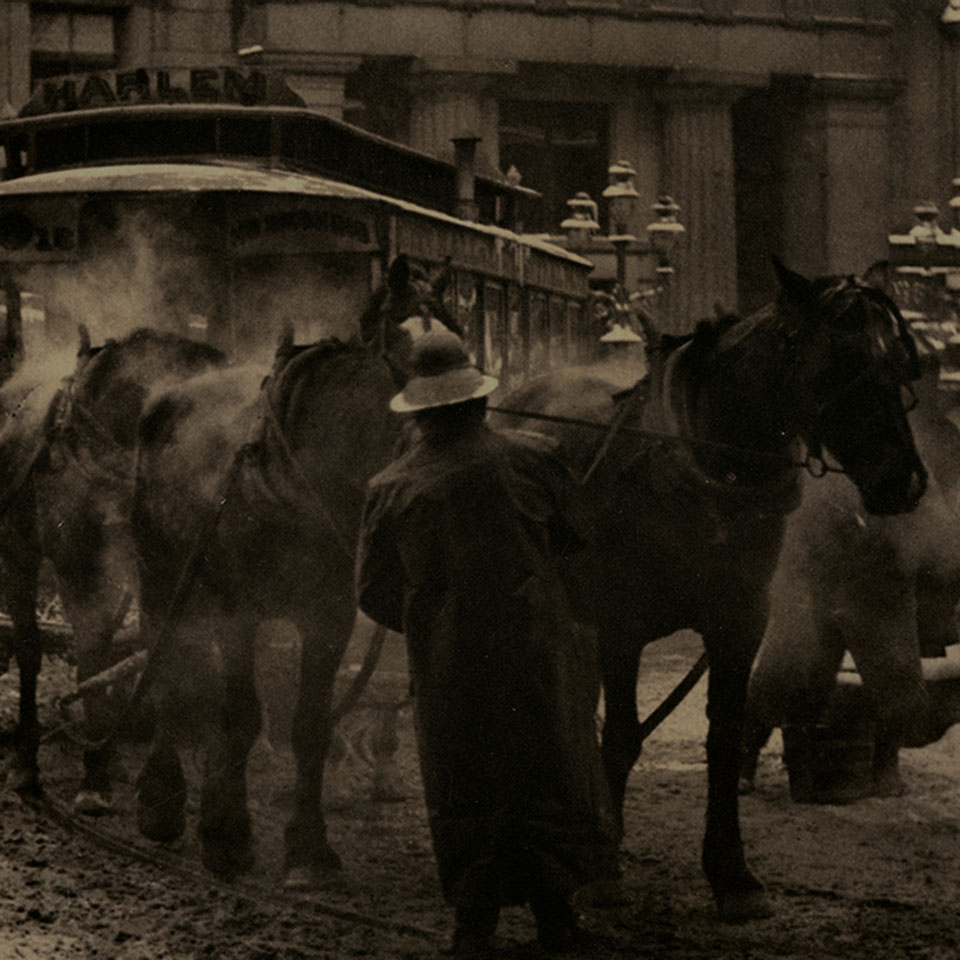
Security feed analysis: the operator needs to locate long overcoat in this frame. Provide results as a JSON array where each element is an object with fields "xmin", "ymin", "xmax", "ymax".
[{"xmin": 356, "ymin": 419, "xmax": 617, "ymax": 909}]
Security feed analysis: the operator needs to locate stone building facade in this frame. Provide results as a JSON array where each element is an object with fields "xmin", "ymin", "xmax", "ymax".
[{"xmin": 3, "ymin": 0, "xmax": 960, "ymax": 328}]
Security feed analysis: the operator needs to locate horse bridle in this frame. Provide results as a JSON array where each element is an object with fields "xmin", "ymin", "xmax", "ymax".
[{"xmin": 792, "ymin": 278, "xmax": 921, "ymax": 476}]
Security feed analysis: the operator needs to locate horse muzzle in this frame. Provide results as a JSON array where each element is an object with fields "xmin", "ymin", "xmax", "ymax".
[{"xmin": 858, "ymin": 458, "xmax": 928, "ymax": 516}]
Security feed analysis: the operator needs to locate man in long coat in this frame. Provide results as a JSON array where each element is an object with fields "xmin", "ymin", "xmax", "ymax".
[{"xmin": 356, "ymin": 329, "xmax": 617, "ymax": 956}]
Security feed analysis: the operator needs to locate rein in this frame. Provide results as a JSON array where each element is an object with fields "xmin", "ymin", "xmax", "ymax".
[
  {"xmin": 256, "ymin": 383, "xmax": 357, "ymax": 560},
  {"xmin": 488, "ymin": 403, "xmax": 841, "ymax": 478},
  {"xmin": 53, "ymin": 439, "xmax": 256, "ymax": 753},
  {"xmin": 0, "ymin": 382, "xmax": 66, "ymax": 522}
]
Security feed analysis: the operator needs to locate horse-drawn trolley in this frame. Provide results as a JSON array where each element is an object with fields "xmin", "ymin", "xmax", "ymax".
[{"xmin": 0, "ymin": 65, "xmax": 595, "ymax": 384}]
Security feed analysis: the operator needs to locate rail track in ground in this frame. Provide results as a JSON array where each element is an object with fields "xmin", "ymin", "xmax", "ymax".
[{"xmin": 30, "ymin": 784, "xmax": 443, "ymax": 948}]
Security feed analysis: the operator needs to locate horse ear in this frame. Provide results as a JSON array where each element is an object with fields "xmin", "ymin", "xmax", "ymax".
[
  {"xmin": 862, "ymin": 259, "xmax": 892, "ymax": 293},
  {"xmin": 275, "ymin": 319, "xmax": 295, "ymax": 359},
  {"xmin": 771, "ymin": 256, "xmax": 812, "ymax": 304},
  {"xmin": 432, "ymin": 256, "xmax": 454, "ymax": 299},
  {"xmin": 76, "ymin": 323, "xmax": 91, "ymax": 358},
  {"xmin": 387, "ymin": 255, "xmax": 411, "ymax": 295}
]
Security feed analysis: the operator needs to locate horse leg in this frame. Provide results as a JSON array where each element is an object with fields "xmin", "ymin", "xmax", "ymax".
[
  {"xmin": 197, "ymin": 614, "xmax": 261, "ymax": 880},
  {"xmin": 370, "ymin": 700, "xmax": 408, "ymax": 801},
  {"xmin": 738, "ymin": 717, "xmax": 772, "ymax": 796},
  {"xmin": 1, "ymin": 505, "xmax": 43, "ymax": 796},
  {"xmin": 135, "ymin": 734, "xmax": 187, "ymax": 844},
  {"xmin": 597, "ymin": 627, "xmax": 643, "ymax": 841},
  {"xmin": 53, "ymin": 517, "xmax": 138, "ymax": 813},
  {"xmin": 132, "ymin": 595, "xmax": 192, "ymax": 846},
  {"xmin": 701, "ymin": 624, "xmax": 773, "ymax": 922},
  {"xmin": 283, "ymin": 603, "xmax": 355, "ymax": 889},
  {"xmin": 71, "ymin": 624, "xmax": 129, "ymax": 815},
  {"xmin": 847, "ymin": 614, "xmax": 922, "ymax": 800}
]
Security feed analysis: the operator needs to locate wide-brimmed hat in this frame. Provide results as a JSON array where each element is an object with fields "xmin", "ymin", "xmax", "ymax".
[
  {"xmin": 390, "ymin": 329, "xmax": 499, "ymax": 413},
  {"xmin": 600, "ymin": 322, "xmax": 644, "ymax": 343}
]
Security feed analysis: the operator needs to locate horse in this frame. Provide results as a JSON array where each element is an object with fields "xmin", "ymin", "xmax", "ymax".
[
  {"xmin": 490, "ymin": 258, "xmax": 928, "ymax": 921},
  {"xmin": 742, "ymin": 351, "xmax": 960, "ymax": 802},
  {"xmin": 128, "ymin": 255, "xmax": 454, "ymax": 887},
  {"xmin": 0, "ymin": 328, "xmax": 227, "ymax": 806}
]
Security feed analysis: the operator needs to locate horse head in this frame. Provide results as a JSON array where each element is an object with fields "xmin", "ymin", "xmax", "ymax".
[
  {"xmin": 773, "ymin": 256, "xmax": 927, "ymax": 515},
  {"xmin": 359, "ymin": 255, "xmax": 461, "ymax": 386},
  {"xmin": 71, "ymin": 327, "xmax": 226, "ymax": 448}
]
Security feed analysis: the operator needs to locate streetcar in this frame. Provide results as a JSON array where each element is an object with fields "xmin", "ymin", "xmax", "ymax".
[{"xmin": 0, "ymin": 65, "xmax": 597, "ymax": 388}]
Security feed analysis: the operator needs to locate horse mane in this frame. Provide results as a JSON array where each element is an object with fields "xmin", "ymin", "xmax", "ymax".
[
  {"xmin": 78, "ymin": 327, "xmax": 226, "ymax": 402},
  {"xmin": 654, "ymin": 310, "xmax": 743, "ymax": 368},
  {"xmin": 357, "ymin": 286, "xmax": 388, "ymax": 346},
  {"xmin": 265, "ymin": 336, "xmax": 370, "ymax": 425}
]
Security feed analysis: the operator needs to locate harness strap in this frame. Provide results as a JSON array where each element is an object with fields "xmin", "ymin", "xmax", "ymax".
[
  {"xmin": 636, "ymin": 651, "xmax": 709, "ymax": 742},
  {"xmin": 256, "ymin": 388, "xmax": 356, "ymax": 560},
  {"xmin": 0, "ymin": 432, "xmax": 48, "ymax": 520},
  {"xmin": 579, "ymin": 380, "xmax": 647, "ymax": 486},
  {"xmin": 64, "ymin": 440, "xmax": 255, "ymax": 753},
  {"xmin": 0, "ymin": 383, "xmax": 64, "ymax": 521}
]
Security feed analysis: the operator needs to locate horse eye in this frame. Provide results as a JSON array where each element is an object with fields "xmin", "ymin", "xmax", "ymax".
[{"xmin": 901, "ymin": 383, "xmax": 918, "ymax": 412}]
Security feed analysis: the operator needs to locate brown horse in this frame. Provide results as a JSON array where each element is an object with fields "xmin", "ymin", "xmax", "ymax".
[
  {"xmin": 0, "ymin": 328, "xmax": 226, "ymax": 803},
  {"xmin": 129, "ymin": 256, "xmax": 453, "ymax": 886},
  {"xmin": 491, "ymin": 259, "xmax": 927, "ymax": 921}
]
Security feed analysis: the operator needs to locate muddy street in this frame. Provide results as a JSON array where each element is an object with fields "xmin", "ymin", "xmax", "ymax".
[{"xmin": 1, "ymin": 629, "xmax": 958, "ymax": 959}]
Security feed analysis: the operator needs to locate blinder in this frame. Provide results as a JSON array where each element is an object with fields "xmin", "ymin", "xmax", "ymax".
[{"xmin": 791, "ymin": 277, "xmax": 922, "ymax": 474}]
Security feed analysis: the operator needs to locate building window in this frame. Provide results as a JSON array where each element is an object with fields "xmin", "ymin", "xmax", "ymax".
[
  {"xmin": 30, "ymin": 8, "xmax": 118, "ymax": 85},
  {"xmin": 499, "ymin": 100, "xmax": 609, "ymax": 234}
]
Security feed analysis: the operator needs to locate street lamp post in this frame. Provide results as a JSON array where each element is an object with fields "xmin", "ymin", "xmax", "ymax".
[{"xmin": 551, "ymin": 161, "xmax": 684, "ymax": 360}]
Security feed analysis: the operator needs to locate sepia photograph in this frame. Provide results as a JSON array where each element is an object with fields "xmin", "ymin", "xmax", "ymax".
[{"xmin": 0, "ymin": 1, "xmax": 959, "ymax": 956}]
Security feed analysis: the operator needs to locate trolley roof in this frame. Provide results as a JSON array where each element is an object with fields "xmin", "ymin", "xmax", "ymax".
[{"xmin": 0, "ymin": 160, "xmax": 593, "ymax": 269}]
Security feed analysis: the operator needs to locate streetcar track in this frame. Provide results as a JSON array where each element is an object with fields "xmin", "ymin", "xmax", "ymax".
[
  {"xmin": 768, "ymin": 881, "xmax": 926, "ymax": 913},
  {"xmin": 30, "ymin": 788, "xmax": 444, "ymax": 945}
]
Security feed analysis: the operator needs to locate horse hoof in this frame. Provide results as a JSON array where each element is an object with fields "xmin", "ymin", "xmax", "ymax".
[
  {"xmin": 73, "ymin": 789, "xmax": 114, "ymax": 816},
  {"xmin": 283, "ymin": 849, "xmax": 344, "ymax": 891},
  {"xmin": 717, "ymin": 888, "xmax": 774, "ymax": 923},
  {"xmin": 136, "ymin": 798, "xmax": 186, "ymax": 844},
  {"xmin": 283, "ymin": 865, "xmax": 315, "ymax": 891},
  {"xmin": 872, "ymin": 773, "xmax": 907, "ymax": 798},
  {"xmin": 6, "ymin": 764, "xmax": 41, "ymax": 798},
  {"xmin": 372, "ymin": 770, "xmax": 409, "ymax": 802},
  {"xmin": 573, "ymin": 878, "xmax": 630, "ymax": 909},
  {"xmin": 202, "ymin": 842, "xmax": 255, "ymax": 881}
]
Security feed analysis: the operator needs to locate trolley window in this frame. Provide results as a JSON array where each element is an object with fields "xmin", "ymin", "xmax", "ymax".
[
  {"xmin": 528, "ymin": 291, "xmax": 548, "ymax": 374},
  {"xmin": 483, "ymin": 281, "xmax": 505, "ymax": 380},
  {"xmin": 566, "ymin": 300, "xmax": 584, "ymax": 364},
  {"xmin": 549, "ymin": 296, "xmax": 567, "ymax": 364},
  {"xmin": 505, "ymin": 285, "xmax": 525, "ymax": 388},
  {"xmin": 457, "ymin": 271, "xmax": 482, "ymax": 365}
]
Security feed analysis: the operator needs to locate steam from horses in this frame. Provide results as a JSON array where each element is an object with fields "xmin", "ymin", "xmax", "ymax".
[{"xmin": 18, "ymin": 205, "xmax": 362, "ymax": 360}]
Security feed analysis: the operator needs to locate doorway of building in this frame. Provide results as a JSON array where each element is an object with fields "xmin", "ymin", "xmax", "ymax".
[
  {"xmin": 499, "ymin": 100, "xmax": 609, "ymax": 234},
  {"xmin": 732, "ymin": 85, "xmax": 790, "ymax": 314}
]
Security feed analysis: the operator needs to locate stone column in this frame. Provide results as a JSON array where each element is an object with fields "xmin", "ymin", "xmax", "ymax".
[
  {"xmin": 407, "ymin": 58, "xmax": 516, "ymax": 175},
  {"xmin": 779, "ymin": 74, "xmax": 899, "ymax": 279},
  {"xmin": 0, "ymin": 1, "xmax": 30, "ymax": 115},
  {"xmin": 656, "ymin": 71, "xmax": 759, "ymax": 334},
  {"xmin": 807, "ymin": 75, "xmax": 899, "ymax": 273},
  {"xmin": 244, "ymin": 53, "xmax": 362, "ymax": 119}
]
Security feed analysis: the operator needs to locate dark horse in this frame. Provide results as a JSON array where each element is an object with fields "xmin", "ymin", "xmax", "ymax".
[
  {"xmin": 0, "ymin": 328, "xmax": 226, "ymax": 803},
  {"xmin": 492, "ymin": 259, "xmax": 927, "ymax": 921},
  {"xmin": 129, "ymin": 257, "xmax": 454, "ymax": 886}
]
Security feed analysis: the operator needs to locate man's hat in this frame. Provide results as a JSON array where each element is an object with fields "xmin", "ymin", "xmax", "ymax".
[
  {"xmin": 390, "ymin": 328, "xmax": 499, "ymax": 413},
  {"xmin": 600, "ymin": 322, "xmax": 644, "ymax": 343}
]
